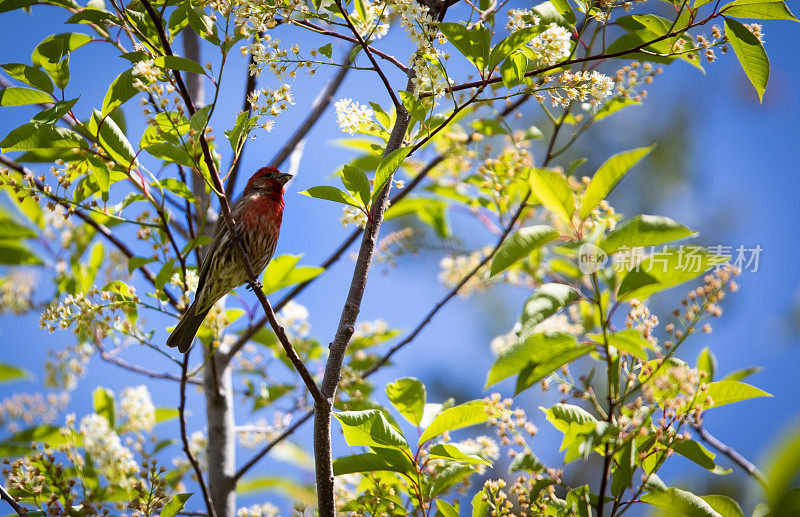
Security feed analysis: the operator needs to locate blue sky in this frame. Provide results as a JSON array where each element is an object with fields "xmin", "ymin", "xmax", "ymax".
[{"xmin": 0, "ymin": 2, "xmax": 798, "ymax": 513}]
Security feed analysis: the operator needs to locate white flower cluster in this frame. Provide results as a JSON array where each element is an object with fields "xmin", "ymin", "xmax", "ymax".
[
  {"xmin": 340, "ymin": 206, "xmax": 368, "ymax": 228},
  {"xmin": 491, "ymin": 312, "xmax": 583, "ymax": 355},
  {"xmin": 0, "ymin": 392, "xmax": 70, "ymax": 433},
  {"xmin": 545, "ymin": 70, "xmax": 615, "ymax": 107},
  {"xmin": 132, "ymin": 59, "xmax": 162, "ymax": 92},
  {"xmin": 388, "ymin": 0, "xmax": 449, "ymax": 96},
  {"xmin": 237, "ymin": 503, "xmax": 281, "ymax": 517},
  {"xmin": 237, "ymin": 412, "xmax": 292, "ymax": 449},
  {"xmin": 351, "ymin": 0, "xmax": 390, "ymax": 40},
  {"xmin": 246, "ymin": 36, "xmax": 316, "ymax": 81},
  {"xmin": 276, "ymin": 301, "xmax": 310, "ymax": 340},
  {"xmin": 120, "ymin": 385, "xmax": 156, "ymax": 433},
  {"xmin": 506, "ymin": 8, "xmax": 540, "ymax": 31},
  {"xmin": 79, "ymin": 414, "xmax": 139, "ymax": 487},
  {"xmin": 335, "ymin": 98, "xmax": 375, "ymax": 135},
  {"xmin": 530, "ymin": 23, "xmax": 572, "ymax": 65},
  {"xmin": 45, "ymin": 343, "xmax": 94, "ymax": 390},
  {"xmin": 174, "ymin": 430, "xmax": 208, "ymax": 470},
  {"xmin": 0, "ymin": 270, "xmax": 36, "ymax": 315},
  {"xmin": 353, "ymin": 319, "xmax": 389, "ymax": 339},
  {"xmin": 247, "ymin": 83, "xmax": 295, "ymax": 131},
  {"xmin": 438, "ymin": 247, "xmax": 493, "ymax": 296}
]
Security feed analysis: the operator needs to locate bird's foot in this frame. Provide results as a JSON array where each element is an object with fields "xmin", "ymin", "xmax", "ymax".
[{"xmin": 246, "ymin": 280, "xmax": 263, "ymax": 292}]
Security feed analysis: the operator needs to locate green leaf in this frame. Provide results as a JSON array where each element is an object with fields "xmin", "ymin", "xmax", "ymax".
[
  {"xmin": 31, "ymin": 32, "xmax": 91, "ymax": 88},
  {"xmin": 225, "ymin": 110, "xmax": 257, "ymax": 152},
  {"xmin": 672, "ymin": 440, "xmax": 719, "ymax": 471},
  {"xmin": 0, "ymin": 209, "xmax": 36, "ymax": 239},
  {"xmin": 580, "ymin": 146, "xmax": 654, "ymax": 219},
  {"xmin": 472, "ymin": 491, "xmax": 490, "ymax": 517},
  {"xmin": 509, "ymin": 450, "xmax": 545, "ymax": 472},
  {"xmin": 0, "ymin": 87, "xmax": 53, "ymax": 106},
  {"xmin": 722, "ymin": 0, "xmax": 797, "ymax": 20},
  {"xmin": 154, "ymin": 55, "xmax": 207, "ymax": 75},
  {"xmin": 439, "ymin": 22, "xmax": 491, "ymax": 69},
  {"xmin": 318, "ymin": 42, "xmax": 333, "ymax": 58},
  {"xmin": 529, "ymin": 169, "xmax": 574, "ymax": 223},
  {"xmin": 488, "ymin": 27, "xmax": 541, "ymax": 70},
  {"xmin": 91, "ymin": 110, "xmax": 136, "ymax": 169},
  {"xmin": 385, "ymin": 377, "xmax": 426, "ymax": 426},
  {"xmin": 341, "ymin": 164, "xmax": 371, "ymax": 207},
  {"xmin": 333, "ymin": 448, "xmax": 414, "ymax": 475},
  {"xmin": 300, "ymin": 185, "xmax": 360, "ymax": 207},
  {"xmin": 102, "ymin": 68, "xmax": 138, "ymax": 116},
  {"xmin": 399, "ymin": 90, "xmax": 429, "ymax": 122},
  {"xmin": 601, "ymin": 215, "xmax": 695, "ymax": 254},
  {"xmin": 490, "ymin": 225, "xmax": 559, "ymax": 276},
  {"xmin": 641, "ymin": 486, "xmax": 722, "ymax": 517},
  {"xmin": 436, "ymin": 500, "xmax": 459, "ymax": 517},
  {"xmin": 1, "ymin": 63, "xmax": 53, "ymax": 93},
  {"xmin": 0, "ymin": 122, "xmax": 84, "ymax": 151},
  {"xmin": 590, "ymin": 329, "xmax": 658, "ymax": 360},
  {"xmin": 429, "ymin": 443, "xmax": 492, "ymax": 466},
  {"xmin": 419, "ymin": 400, "xmax": 491, "ymax": 444},
  {"xmin": 486, "ymin": 332, "xmax": 591, "ymax": 391},
  {"xmin": 699, "ymin": 495, "xmax": 744, "ymax": 517},
  {"xmin": 697, "ymin": 347, "xmax": 717, "ymax": 382},
  {"xmin": 617, "ymin": 246, "xmax": 725, "ymax": 301},
  {"xmin": 500, "ymin": 51, "xmax": 528, "ymax": 88},
  {"xmin": 155, "ymin": 177, "xmax": 196, "ymax": 202},
  {"xmin": 31, "ymin": 98, "xmax": 78, "ymax": 124},
  {"xmin": 0, "ymin": 241, "xmax": 42, "ymax": 265},
  {"xmin": 542, "ymin": 403, "xmax": 597, "ymax": 434},
  {"xmin": 706, "ymin": 380, "xmax": 771, "ymax": 408},
  {"xmin": 93, "ymin": 387, "xmax": 116, "ymax": 428},
  {"xmin": 429, "ymin": 464, "xmax": 476, "ymax": 497},
  {"xmin": 161, "ymin": 494, "xmax": 192, "ymax": 517},
  {"xmin": 374, "ymin": 147, "xmax": 409, "ymax": 201},
  {"xmin": 0, "ymin": 363, "xmax": 28, "ymax": 383},
  {"xmin": 724, "ymin": 18, "xmax": 770, "ymax": 102},
  {"xmin": 520, "ymin": 283, "xmax": 580, "ymax": 335},
  {"xmin": 154, "ymin": 408, "xmax": 180, "ymax": 424},
  {"xmin": 722, "ymin": 366, "xmax": 761, "ymax": 381},
  {"xmin": 0, "ymin": 424, "xmax": 72, "ymax": 457},
  {"xmin": 260, "ymin": 254, "xmax": 324, "ymax": 295},
  {"xmin": 334, "ymin": 409, "xmax": 409, "ymax": 450},
  {"xmin": 611, "ymin": 440, "xmax": 634, "ymax": 496}
]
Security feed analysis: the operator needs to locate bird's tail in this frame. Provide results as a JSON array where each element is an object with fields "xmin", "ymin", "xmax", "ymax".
[{"xmin": 167, "ymin": 303, "xmax": 211, "ymax": 353}]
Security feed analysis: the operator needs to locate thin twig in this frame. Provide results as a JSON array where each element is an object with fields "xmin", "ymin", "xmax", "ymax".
[
  {"xmin": 0, "ymin": 483, "xmax": 24, "ymax": 516},
  {"xmin": 179, "ymin": 353, "xmax": 217, "ymax": 517},
  {"xmin": 693, "ymin": 423, "xmax": 768, "ymax": 488},
  {"xmin": 94, "ymin": 338, "xmax": 202, "ymax": 386},
  {"xmin": 292, "ymin": 19, "xmax": 408, "ymax": 73},
  {"xmin": 225, "ymin": 43, "xmax": 258, "ymax": 200}
]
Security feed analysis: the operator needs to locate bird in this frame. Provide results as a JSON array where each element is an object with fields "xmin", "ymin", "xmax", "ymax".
[{"xmin": 167, "ymin": 166, "xmax": 292, "ymax": 353}]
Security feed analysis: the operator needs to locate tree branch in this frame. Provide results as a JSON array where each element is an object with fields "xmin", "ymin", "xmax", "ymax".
[
  {"xmin": 94, "ymin": 338, "xmax": 202, "ymax": 386},
  {"xmin": 179, "ymin": 353, "xmax": 217, "ymax": 517},
  {"xmin": 693, "ymin": 423, "xmax": 768, "ymax": 488},
  {"xmin": 233, "ymin": 410, "xmax": 314, "ymax": 482},
  {"xmin": 0, "ymin": 483, "xmax": 24, "ymax": 517}
]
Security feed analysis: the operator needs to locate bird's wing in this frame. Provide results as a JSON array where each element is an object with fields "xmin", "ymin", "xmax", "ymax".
[{"xmin": 193, "ymin": 218, "xmax": 232, "ymax": 301}]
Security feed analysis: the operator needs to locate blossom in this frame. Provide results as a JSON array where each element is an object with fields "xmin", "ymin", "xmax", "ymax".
[
  {"xmin": 335, "ymin": 98, "xmax": 375, "ymax": 134},
  {"xmin": 237, "ymin": 503, "xmax": 281, "ymax": 517},
  {"xmin": 79, "ymin": 414, "xmax": 138, "ymax": 486},
  {"xmin": 0, "ymin": 392, "xmax": 70, "ymax": 433},
  {"xmin": 120, "ymin": 385, "xmax": 156, "ymax": 433},
  {"xmin": 350, "ymin": 0, "xmax": 390, "ymax": 40},
  {"xmin": 131, "ymin": 59, "xmax": 161, "ymax": 91},
  {"xmin": 276, "ymin": 301, "xmax": 310, "ymax": 340},
  {"xmin": 340, "ymin": 206, "xmax": 368, "ymax": 228},
  {"xmin": 530, "ymin": 24, "xmax": 571, "ymax": 65},
  {"xmin": 438, "ymin": 247, "xmax": 493, "ymax": 296},
  {"xmin": 506, "ymin": 8, "xmax": 540, "ymax": 31}
]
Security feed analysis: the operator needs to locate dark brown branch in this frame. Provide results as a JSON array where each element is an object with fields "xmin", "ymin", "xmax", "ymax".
[
  {"xmin": 425, "ymin": 11, "xmax": 723, "ymax": 97},
  {"xmin": 292, "ymin": 19, "xmax": 408, "ymax": 73},
  {"xmin": 693, "ymin": 423, "xmax": 768, "ymax": 488},
  {"xmin": 138, "ymin": 0, "xmax": 325, "ymax": 406},
  {"xmin": 94, "ymin": 338, "xmax": 202, "ymax": 386},
  {"xmin": 0, "ymin": 483, "xmax": 24, "ymax": 516},
  {"xmin": 0, "ymin": 154, "xmax": 181, "ymax": 310},
  {"xmin": 179, "ymin": 352, "xmax": 217, "ymax": 517}
]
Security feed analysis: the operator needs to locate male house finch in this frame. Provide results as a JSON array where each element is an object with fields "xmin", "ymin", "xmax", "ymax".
[{"xmin": 167, "ymin": 167, "xmax": 292, "ymax": 352}]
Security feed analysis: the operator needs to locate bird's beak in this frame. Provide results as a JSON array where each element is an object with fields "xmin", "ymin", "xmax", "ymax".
[{"xmin": 276, "ymin": 172, "xmax": 293, "ymax": 185}]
